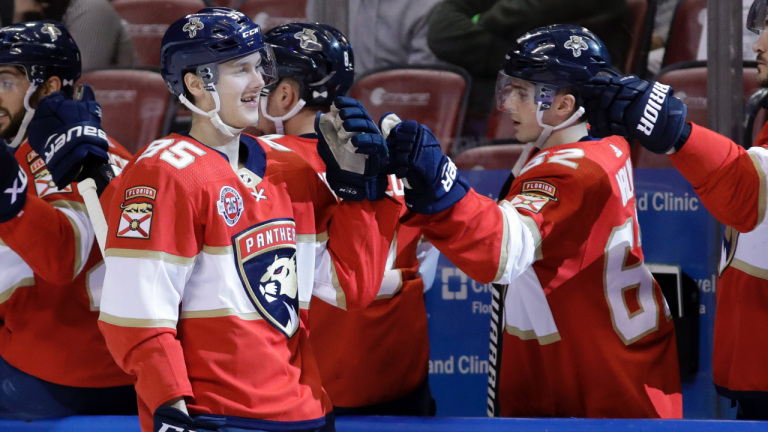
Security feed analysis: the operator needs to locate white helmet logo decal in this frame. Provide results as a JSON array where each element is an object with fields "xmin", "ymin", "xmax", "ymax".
[
  {"xmin": 41, "ymin": 24, "xmax": 61, "ymax": 42},
  {"xmin": 564, "ymin": 36, "xmax": 589, "ymax": 57},
  {"xmin": 183, "ymin": 17, "xmax": 204, "ymax": 38},
  {"xmin": 294, "ymin": 29, "xmax": 322, "ymax": 51}
]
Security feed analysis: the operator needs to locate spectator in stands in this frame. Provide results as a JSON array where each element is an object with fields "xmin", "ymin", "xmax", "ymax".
[
  {"xmin": 426, "ymin": 0, "xmax": 628, "ymax": 140},
  {"xmin": 307, "ymin": 0, "xmax": 443, "ymax": 77},
  {"xmin": 13, "ymin": 0, "xmax": 139, "ymax": 70}
]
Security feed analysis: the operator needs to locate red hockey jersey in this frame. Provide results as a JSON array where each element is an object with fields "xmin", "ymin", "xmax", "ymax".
[
  {"xmin": 405, "ymin": 135, "xmax": 681, "ymax": 418},
  {"xmin": 262, "ymin": 134, "xmax": 437, "ymax": 408},
  {"xmin": 0, "ymin": 139, "xmax": 132, "ymax": 388},
  {"xmin": 669, "ymin": 122, "xmax": 768, "ymax": 398},
  {"xmin": 97, "ymin": 133, "xmax": 401, "ymax": 431}
]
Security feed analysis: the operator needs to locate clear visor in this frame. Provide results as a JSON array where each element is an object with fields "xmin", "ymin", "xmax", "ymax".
[
  {"xmin": 0, "ymin": 65, "xmax": 29, "ymax": 95},
  {"xmin": 748, "ymin": 0, "xmax": 768, "ymax": 35},
  {"xmin": 255, "ymin": 45, "xmax": 278, "ymax": 89},
  {"xmin": 495, "ymin": 71, "xmax": 538, "ymax": 114}
]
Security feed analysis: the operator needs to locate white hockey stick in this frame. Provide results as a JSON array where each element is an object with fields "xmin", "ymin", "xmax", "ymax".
[{"xmin": 77, "ymin": 178, "xmax": 107, "ymax": 258}]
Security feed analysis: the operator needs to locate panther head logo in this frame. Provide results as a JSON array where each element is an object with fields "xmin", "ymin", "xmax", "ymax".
[{"xmin": 258, "ymin": 253, "xmax": 298, "ymax": 333}]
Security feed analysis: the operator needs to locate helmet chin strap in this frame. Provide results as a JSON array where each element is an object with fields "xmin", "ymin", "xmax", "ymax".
[
  {"xmin": 260, "ymin": 96, "xmax": 306, "ymax": 135},
  {"xmin": 179, "ymin": 83, "xmax": 246, "ymax": 137},
  {"xmin": 9, "ymin": 83, "xmax": 39, "ymax": 149},
  {"xmin": 532, "ymin": 102, "xmax": 586, "ymax": 148}
]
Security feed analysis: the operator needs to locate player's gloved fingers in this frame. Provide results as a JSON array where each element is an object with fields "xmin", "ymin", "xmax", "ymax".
[
  {"xmin": 341, "ymin": 118, "xmax": 378, "ymax": 135},
  {"xmin": 378, "ymin": 112, "xmax": 402, "ymax": 138},
  {"xmin": 338, "ymin": 106, "xmax": 372, "ymax": 122},
  {"xmin": 608, "ymin": 99, "xmax": 632, "ymax": 124},
  {"xmin": 333, "ymin": 96, "xmax": 365, "ymax": 111},
  {"xmin": 79, "ymin": 83, "xmax": 97, "ymax": 102}
]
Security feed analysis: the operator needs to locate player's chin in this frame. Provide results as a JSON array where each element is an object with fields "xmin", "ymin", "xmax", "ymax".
[{"xmin": 232, "ymin": 109, "xmax": 260, "ymax": 128}]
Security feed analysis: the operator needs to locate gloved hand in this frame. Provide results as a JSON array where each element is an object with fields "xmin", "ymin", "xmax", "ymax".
[
  {"xmin": 384, "ymin": 118, "xmax": 470, "ymax": 215},
  {"xmin": 153, "ymin": 406, "xmax": 226, "ymax": 432},
  {"xmin": 27, "ymin": 83, "xmax": 109, "ymax": 189},
  {"xmin": 0, "ymin": 142, "xmax": 28, "ymax": 223},
  {"xmin": 581, "ymin": 74, "xmax": 688, "ymax": 154},
  {"xmin": 315, "ymin": 97, "xmax": 390, "ymax": 201}
]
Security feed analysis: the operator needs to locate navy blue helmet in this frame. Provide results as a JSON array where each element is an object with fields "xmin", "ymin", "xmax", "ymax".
[
  {"xmin": 496, "ymin": 24, "xmax": 612, "ymax": 112},
  {"xmin": 0, "ymin": 21, "xmax": 81, "ymax": 96},
  {"xmin": 264, "ymin": 23, "xmax": 354, "ymax": 106},
  {"xmin": 160, "ymin": 7, "xmax": 277, "ymax": 97}
]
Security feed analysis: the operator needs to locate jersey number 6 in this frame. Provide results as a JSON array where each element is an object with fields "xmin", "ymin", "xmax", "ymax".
[{"xmin": 604, "ymin": 217, "xmax": 662, "ymax": 345}]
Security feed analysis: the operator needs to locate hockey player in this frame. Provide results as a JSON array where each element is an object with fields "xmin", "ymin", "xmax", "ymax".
[
  {"xmin": 579, "ymin": 0, "xmax": 768, "ymax": 419},
  {"xmin": 96, "ymin": 9, "xmax": 401, "ymax": 432},
  {"xmin": 327, "ymin": 24, "xmax": 682, "ymax": 418},
  {"xmin": 0, "ymin": 22, "xmax": 135, "ymax": 419},
  {"xmin": 259, "ymin": 23, "xmax": 439, "ymax": 416}
]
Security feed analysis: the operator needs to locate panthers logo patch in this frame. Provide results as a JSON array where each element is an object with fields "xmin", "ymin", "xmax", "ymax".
[{"xmin": 233, "ymin": 219, "xmax": 300, "ymax": 338}]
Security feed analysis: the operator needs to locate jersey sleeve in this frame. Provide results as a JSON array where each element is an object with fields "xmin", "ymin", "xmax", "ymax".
[
  {"xmin": 402, "ymin": 188, "xmax": 538, "ymax": 285},
  {"xmin": 669, "ymin": 122, "xmax": 767, "ymax": 233},
  {"xmin": 280, "ymin": 157, "xmax": 402, "ymax": 311},
  {"xmin": 97, "ymin": 162, "xmax": 198, "ymax": 412},
  {"xmin": 0, "ymin": 148, "xmax": 94, "ymax": 284}
]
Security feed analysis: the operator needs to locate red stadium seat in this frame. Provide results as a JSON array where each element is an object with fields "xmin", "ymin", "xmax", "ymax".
[
  {"xmin": 623, "ymin": 0, "xmax": 656, "ymax": 75},
  {"xmin": 349, "ymin": 65, "xmax": 471, "ymax": 154},
  {"xmin": 662, "ymin": 0, "xmax": 706, "ymax": 67},
  {"xmin": 113, "ymin": 0, "xmax": 206, "ymax": 68},
  {"xmin": 79, "ymin": 69, "xmax": 176, "ymax": 155},
  {"xmin": 453, "ymin": 144, "xmax": 526, "ymax": 171},
  {"xmin": 238, "ymin": 0, "xmax": 307, "ymax": 31},
  {"xmin": 633, "ymin": 62, "xmax": 759, "ymax": 168}
]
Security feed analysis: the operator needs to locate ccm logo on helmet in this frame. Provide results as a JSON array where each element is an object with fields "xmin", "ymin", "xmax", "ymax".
[
  {"xmin": 637, "ymin": 82, "xmax": 671, "ymax": 136},
  {"xmin": 43, "ymin": 126, "xmax": 107, "ymax": 164},
  {"xmin": 242, "ymin": 28, "xmax": 260, "ymax": 38}
]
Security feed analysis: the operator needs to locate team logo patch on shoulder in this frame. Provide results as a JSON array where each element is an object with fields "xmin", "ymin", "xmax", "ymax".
[
  {"xmin": 233, "ymin": 219, "xmax": 300, "ymax": 338},
  {"xmin": 217, "ymin": 186, "xmax": 244, "ymax": 226},
  {"xmin": 26, "ymin": 150, "xmax": 39, "ymax": 163},
  {"xmin": 521, "ymin": 181, "xmax": 558, "ymax": 200},
  {"xmin": 125, "ymin": 186, "xmax": 157, "ymax": 201},
  {"xmin": 510, "ymin": 194, "xmax": 552, "ymax": 214},
  {"xmin": 117, "ymin": 202, "xmax": 153, "ymax": 239},
  {"xmin": 34, "ymin": 169, "xmax": 72, "ymax": 197}
]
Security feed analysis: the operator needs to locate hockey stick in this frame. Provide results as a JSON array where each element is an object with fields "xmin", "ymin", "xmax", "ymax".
[{"xmin": 77, "ymin": 178, "xmax": 107, "ymax": 257}]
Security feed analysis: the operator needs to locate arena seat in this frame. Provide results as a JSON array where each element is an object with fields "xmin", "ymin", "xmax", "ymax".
[
  {"xmin": 350, "ymin": 65, "xmax": 471, "ymax": 154},
  {"xmin": 623, "ymin": 0, "xmax": 656, "ymax": 76},
  {"xmin": 632, "ymin": 61, "xmax": 759, "ymax": 168},
  {"xmin": 79, "ymin": 69, "xmax": 176, "ymax": 155},
  {"xmin": 238, "ymin": 0, "xmax": 307, "ymax": 31},
  {"xmin": 453, "ymin": 144, "xmax": 525, "ymax": 171},
  {"xmin": 662, "ymin": 0, "xmax": 706, "ymax": 67},
  {"xmin": 113, "ymin": 0, "xmax": 206, "ymax": 67}
]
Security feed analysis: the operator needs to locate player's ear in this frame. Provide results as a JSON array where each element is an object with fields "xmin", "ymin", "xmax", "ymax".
[
  {"xmin": 184, "ymin": 72, "xmax": 206, "ymax": 99},
  {"xmin": 41, "ymin": 76, "xmax": 61, "ymax": 96},
  {"xmin": 556, "ymin": 93, "xmax": 577, "ymax": 120}
]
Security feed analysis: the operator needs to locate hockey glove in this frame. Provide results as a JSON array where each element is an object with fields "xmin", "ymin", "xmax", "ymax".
[
  {"xmin": 28, "ymin": 84, "xmax": 110, "ymax": 189},
  {"xmin": 0, "ymin": 141, "xmax": 27, "ymax": 223},
  {"xmin": 315, "ymin": 97, "xmax": 389, "ymax": 201},
  {"xmin": 581, "ymin": 74, "xmax": 688, "ymax": 154},
  {"xmin": 153, "ymin": 406, "xmax": 226, "ymax": 432},
  {"xmin": 386, "ymin": 119, "xmax": 470, "ymax": 215}
]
